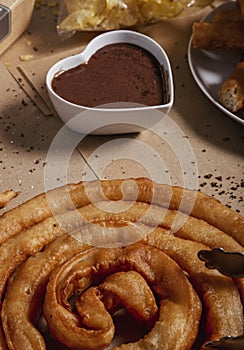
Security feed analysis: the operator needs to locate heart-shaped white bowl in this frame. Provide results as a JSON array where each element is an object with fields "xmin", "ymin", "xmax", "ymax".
[{"xmin": 46, "ymin": 30, "xmax": 174, "ymax": 135}]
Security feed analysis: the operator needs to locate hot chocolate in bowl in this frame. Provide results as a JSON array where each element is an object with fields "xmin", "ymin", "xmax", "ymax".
[{"xmin": 46, "ymin": 30, "xmax": 174, "ymax": 135}]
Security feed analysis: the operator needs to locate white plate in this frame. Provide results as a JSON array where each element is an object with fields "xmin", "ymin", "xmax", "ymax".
[{"xmin": 188, "ymin": 1, "xmax": 244, "ymax": 126}]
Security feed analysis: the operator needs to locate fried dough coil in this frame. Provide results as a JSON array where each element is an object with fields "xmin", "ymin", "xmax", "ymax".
[
  {"xmin": 0, "ymin": 207, "xmax": 96, "ymax": 304},
  {"xmin": 74, "ymin": 201, "xmax": 244, "ymax": 301},
  {"xmin": 0, "ymin": 178, "xmax": 242, "ymax": 244},
  {"xmin": 143, "ymin": 228, "xmax": 244, "ymax": 342},
  {"xmin": 0, "ymin": 200, "xmax": 242, "ymax": 310},
  {"xmin": 1, "ymin": 232, "xmax": 89, "ymax": 350},
  {"xmin": 0, "ymin": 178, "xmax": 243, "ymax": 350},
  {"xmin": 43, "ymin": 243, "xmax": 201, "ymax": 350},
  {"xmin": 75, "ymin": 270, "xmax": 158, "ymax": 330}
]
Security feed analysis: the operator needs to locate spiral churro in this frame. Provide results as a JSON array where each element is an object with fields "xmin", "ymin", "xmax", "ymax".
[{"xmin": 0, "ymin": 178, "xmax": 243, "ymax": 350}]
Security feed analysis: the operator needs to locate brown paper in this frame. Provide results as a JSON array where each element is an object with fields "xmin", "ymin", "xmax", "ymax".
[
  {"xmin": 0, "ymin": 60, "xmax": 96, "ymax": 210},
  {"xmin": 17, "ymin": 46, "xmax": 86, "ymax": 115},
  {"xmin": 8, "ymin": 64, "xmax": 52, "ymax": 115}
]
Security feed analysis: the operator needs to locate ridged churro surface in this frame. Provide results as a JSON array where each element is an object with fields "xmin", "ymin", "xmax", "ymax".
[{"xmin": 0, "ymin": 178, "xmax": 243, "ymax": 350}]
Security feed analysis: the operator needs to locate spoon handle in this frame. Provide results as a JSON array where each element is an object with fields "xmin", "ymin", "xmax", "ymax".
[
  {"xmin": 203, "ymin": 334, "xmax": 244, "ymax": 349},
  {"xmin": 198, "ymin": 247, "xmax": 244, "ymax": 278}
]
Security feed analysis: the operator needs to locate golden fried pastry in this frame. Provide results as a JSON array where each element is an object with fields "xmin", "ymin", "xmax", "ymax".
[
  {"xmin": 192, "ymin": 0, "xmax": 244, "ymax": 51},
  {"xmin": 0, "ymin": 178, "xmax": 243, "ymax": 350},
  {"xmin": 43, "ymin": 243, "xmax": 201, "ymax": 350},
  {"xmin": 143, "ymin": 228, "xmax": 243, "ymax": 342},
  {"xmin": 218, "ymin": 61, "xmax": 244, "ymax": 113},
  {"xmin": 75, "ymin": 270, "xmax": 158, "ymax": 330},
  {"xmin": 192, "ymin": 1, "xmax": 244, "ymax": 114},
  {"xmin": 73, "ymin": 201, "xmax": 244, "ymax": 301},
  {"xmin": 0, "ymin": 190, "xmax": 19, "ymax": 209},
  {"xmin": 0, "ymin": 178, "xmax": 242, "ymax": 244},
  {"xmin": 1, "ymin": 233, "xmax": 90, "ymax": 350},
  {"xmin": 192, "ymin": 22, "xmax": 244, "ymax": 50}
]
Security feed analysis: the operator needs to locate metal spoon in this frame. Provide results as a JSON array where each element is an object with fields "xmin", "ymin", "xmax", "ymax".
[
  {"xmin": 198, "ymin": 247, "xmax": 244, "ymax": 278},
  {"xmin": 203, "ymin": 335, "xmax": 244, "ymax": 349}
]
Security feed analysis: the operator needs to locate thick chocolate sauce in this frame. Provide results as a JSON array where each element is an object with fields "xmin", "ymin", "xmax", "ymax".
[{"xmin": 52, "ymin": 43, "xmax": 168, "ymax": 108}]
